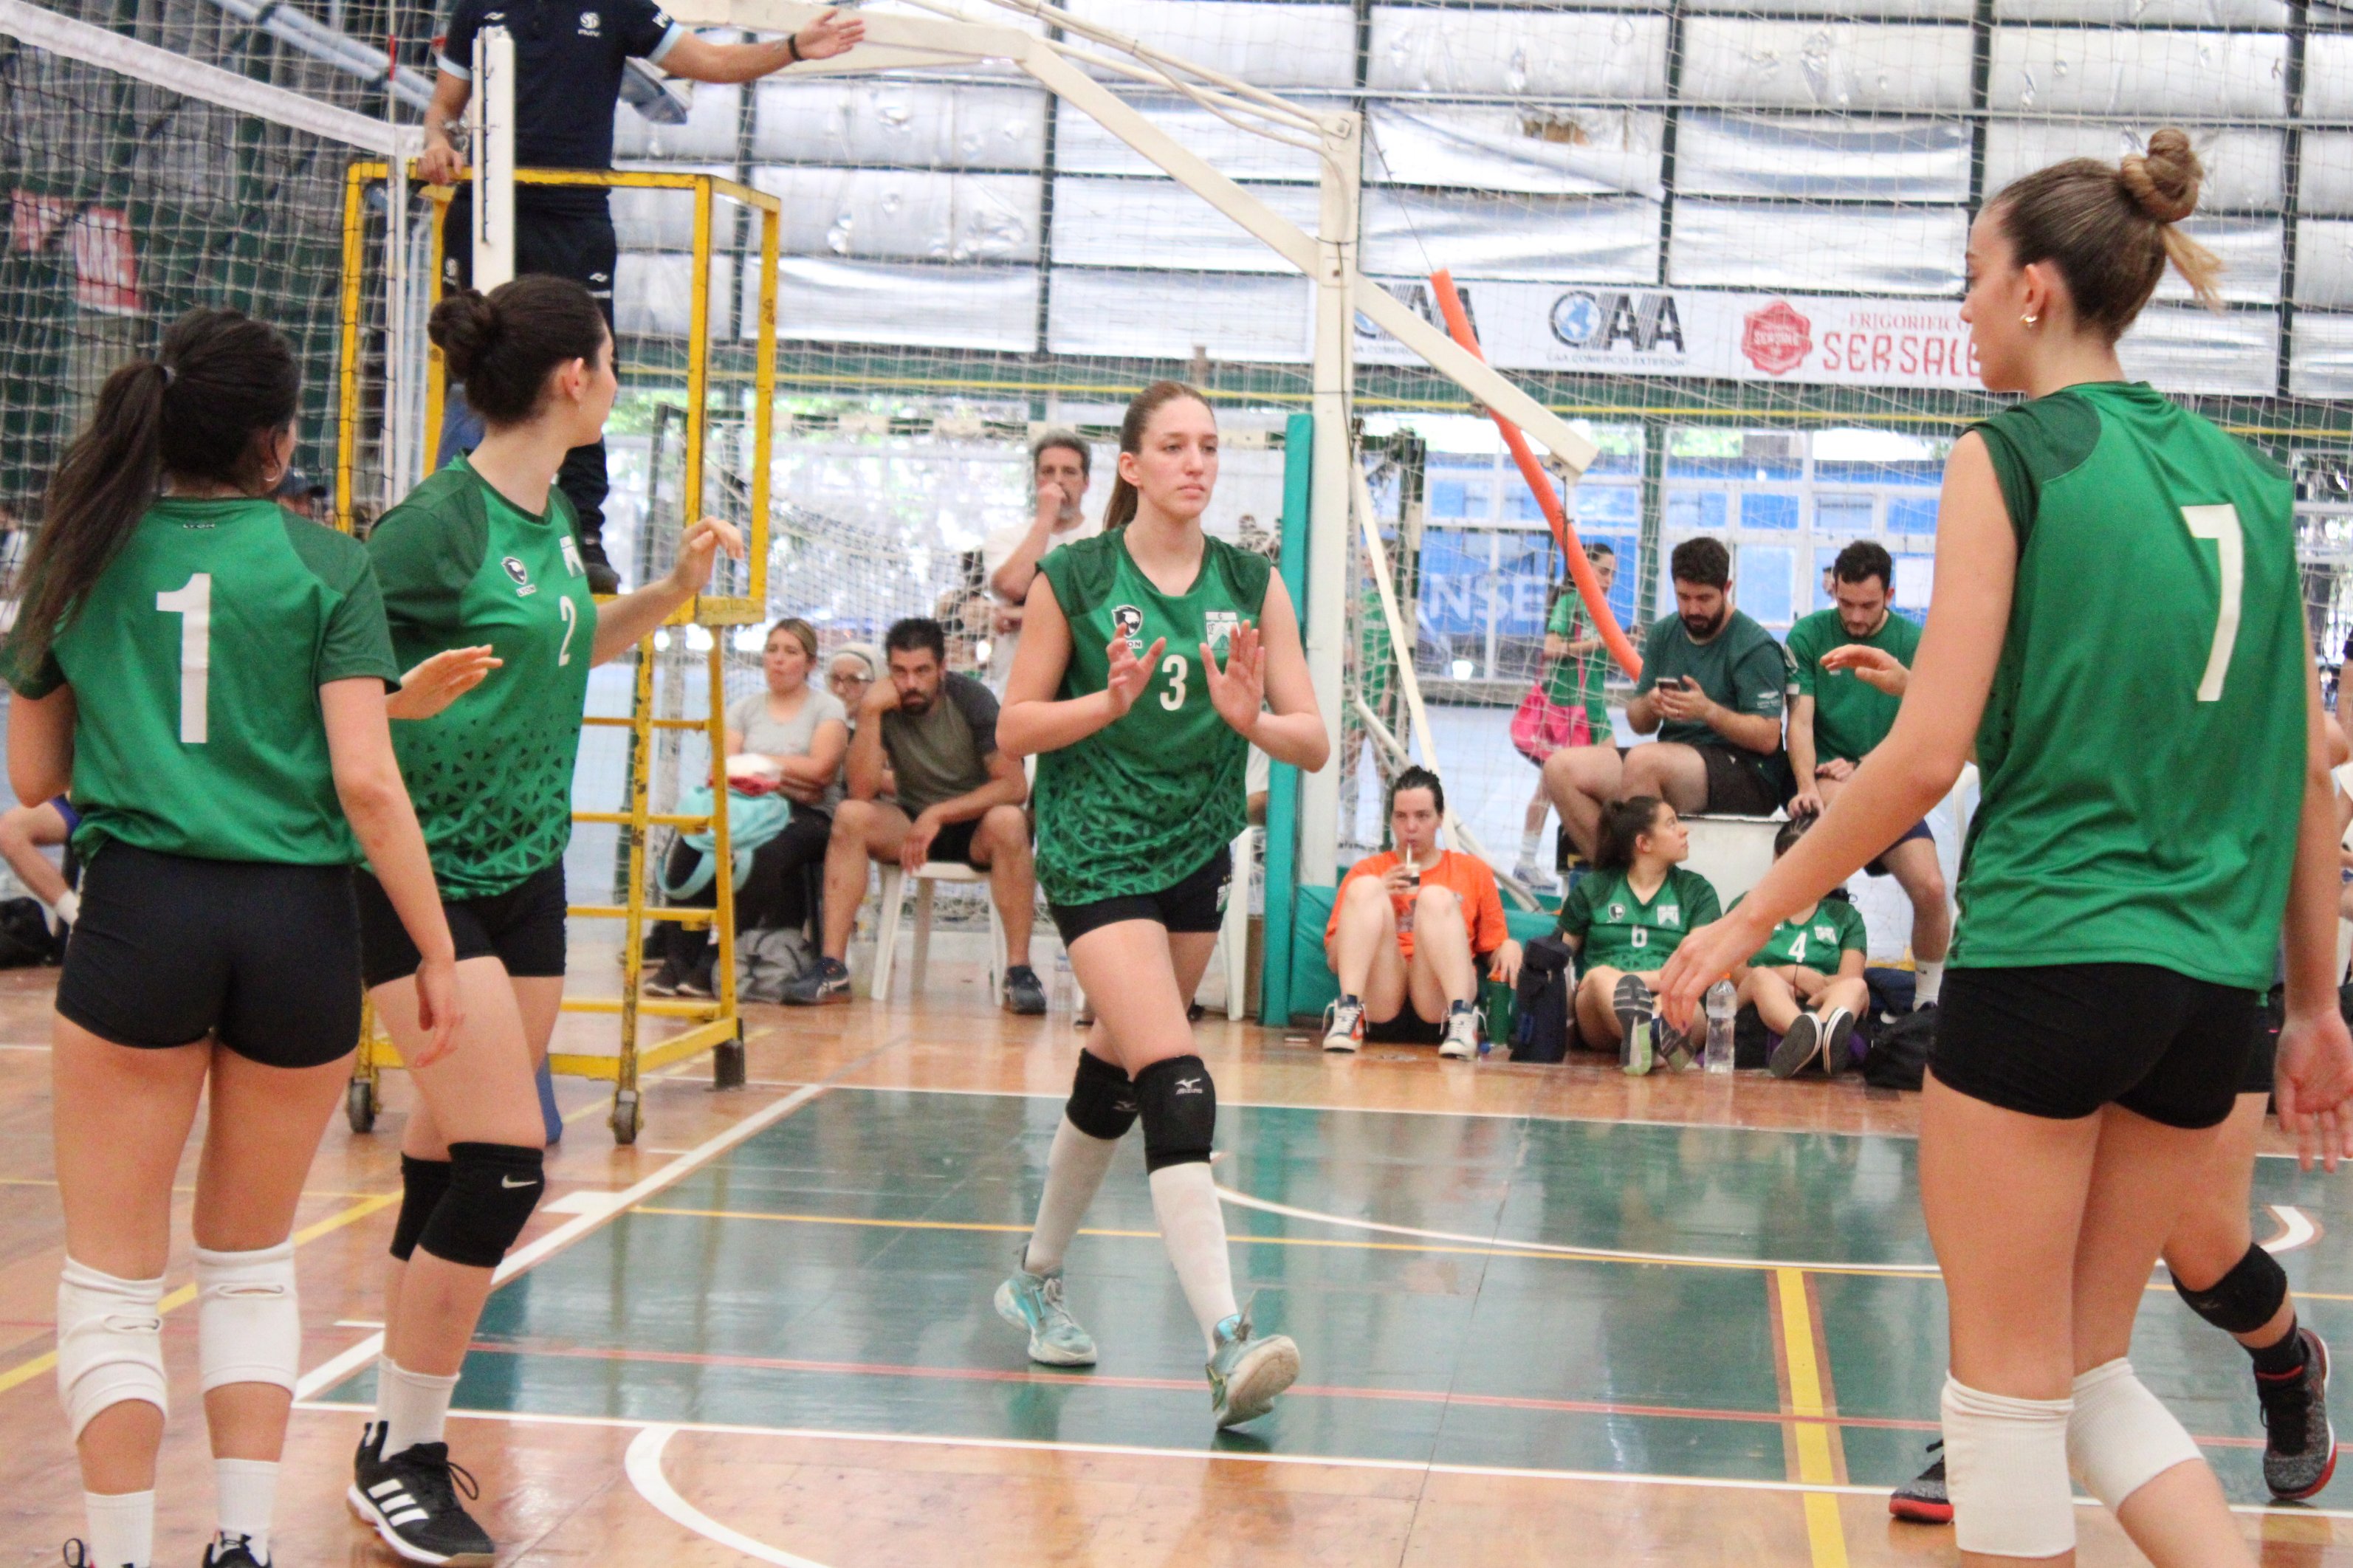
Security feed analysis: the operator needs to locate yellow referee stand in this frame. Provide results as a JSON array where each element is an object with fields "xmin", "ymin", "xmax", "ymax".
[{"xmin": 333, "ymin": 161, "xmax": 778, "ymax": 1144}]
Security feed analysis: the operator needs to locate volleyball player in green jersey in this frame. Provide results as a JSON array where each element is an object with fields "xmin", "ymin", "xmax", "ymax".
[
  {"xmin": 7, "ymin": 309, "xmax": 461, "ymax": 1568},
  {"xmin": 346, "ymin": 277, "xmax": 742, "ymax": 1565},
  {"xmin": 1555, "ymin": 796, "xmax": 1720, "ymax": 1073},
  {"xmin": 1728, "ymin": 817, "xmax": 1869, "ymax": 1079},
  {"xmin": 1663, "ymin": 131, "xmax": 2353, "ymax": 1564},
  {"xmin": 992, "ymin": 382, "xmax": 1328, "ymax": 1427}
]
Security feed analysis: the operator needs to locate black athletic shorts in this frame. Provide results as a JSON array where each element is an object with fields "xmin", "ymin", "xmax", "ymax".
[
  {"xmin": 1051, "ymin": 846, "xmax": 1232, "ymax": 946},
  {"xmin": 1696, "ymin": 743, "xmax": 1784, "ymax": 816},
  {"xmin": 1933, "ymin": 963, "xmax": 2261, "ymax": 1130},
  {"xmin": 356, "ymin": 860, "xmax": 569, "ymax": 988},
  {"xmin": 58, "ymin": 842, "xmax": 363, "ymax": 1069},
  {"xmin": 927, "ymin": 817, "xmax": 985, "ymax": 870},
  {"xmin": 1864, "ymin": 818, "xmax": 1934, "ymax": 877}
]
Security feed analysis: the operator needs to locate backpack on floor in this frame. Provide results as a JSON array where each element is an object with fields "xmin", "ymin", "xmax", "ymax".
[
  {"xmin": 738, "ymin": 926, "xmax": 817, "ymax": 1004},
  {"xmin": 1509, "ymin": 935, "xmax": 1576, "ymax": 1064},
  {"xmin": 0, "ymin": 897, "xmax": 55, "ymax": 968},
  {"xmin": 1863, "ymin": 1004, "xmax": 1937, "ymax": 1090}
]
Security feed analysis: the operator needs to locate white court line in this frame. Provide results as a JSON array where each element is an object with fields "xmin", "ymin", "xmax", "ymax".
[
  {"xmin": 0, "ymin": 1042, "xmax": 49, "ymax": 1052},
  {"xmin": 1215, "ymin": 1185, "xmax": 1945, "ymax": 1276},
  {"xmin": 295, "ymin": 1401, "xmax": 2353, "ymax": 1521},
  {"xmin": 292, "ymin": 1040, "xmax": 899, "ymax": 1400},
  {"xmin": 625, "ymin": 1425, "xmax": 835, "ymax": 1568},
  {"xmin": 2263, "ymin": 1203, "xmax": 2321, "ymax": 1254}
]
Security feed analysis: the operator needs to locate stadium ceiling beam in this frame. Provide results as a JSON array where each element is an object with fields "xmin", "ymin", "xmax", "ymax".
[{"xmin": 662, "ymin": 0, "xmax": 1598, "ymax": 475}]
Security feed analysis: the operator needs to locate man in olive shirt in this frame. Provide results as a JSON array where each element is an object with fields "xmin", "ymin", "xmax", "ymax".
[
  {"xmin": 1785, "ymin": 540, "xmax": 1948, "ymax": 1008},
  {"xmin": 788, "ymin": 616, "xmax": 1046, "ymax": 1012},
  {"xmin": 1542, "ymin": 537, "xmax": 1791, "ymax": 859}
]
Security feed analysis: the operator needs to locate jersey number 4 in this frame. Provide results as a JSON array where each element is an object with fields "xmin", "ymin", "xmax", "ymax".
[
  {"xmin": 2182, "ymin": 503, "xmax": 2242, "ymax": 704},
  {"xmin": 156, "ymin": 572, "xmax": 211, "ymax": 745}
]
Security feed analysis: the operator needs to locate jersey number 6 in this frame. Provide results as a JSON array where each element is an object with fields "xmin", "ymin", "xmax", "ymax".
[
  {"xmin": 156, "ymin": 571, "xmax": 212, "ymax": 745},
  {"xmin": 2182, "ymin": 503, "xmax": 2242, "ymax": 704}
]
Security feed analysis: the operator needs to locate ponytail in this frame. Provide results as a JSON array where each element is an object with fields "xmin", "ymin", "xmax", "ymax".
[
  {"xmin": 16, "ymin": 308, "xmax": 297, "ymax": 666},
  {"xmin": 1104, "ymin": 379, "xmax": 1211, "ymax": 530},
  {"xmin": 1594, "ymin": 795, "xmax": 1667, "ymax": 873}
]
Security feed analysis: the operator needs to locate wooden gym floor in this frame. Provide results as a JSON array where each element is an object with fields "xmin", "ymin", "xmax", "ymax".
[{"xmin": 2, "ymin": 949, "xmax": 2350, "ymax": 1566}]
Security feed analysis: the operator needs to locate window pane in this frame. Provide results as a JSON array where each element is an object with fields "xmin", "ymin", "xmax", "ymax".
[
  {"xmin": 1742, "ymin": 492, "xmax": 1800, "ymax": 531},
  {"xmin": 1889, "ymin": 496, "xmax": 1940, "ymax": 534},
  {"xmin": 1666, "ymin": 490, "xmax": 1730, "ymax": 532},
  {"xmin": 1739, "ymin": 545, "xmax": 1797, "ymax": 627},
  {"xmin": 1894, "ymin": 554, "xmax": 1937, "ymax": 620},
  {"xmin": 1816, "ymin": 495, "xmax": 1876, "ymax": 540}
]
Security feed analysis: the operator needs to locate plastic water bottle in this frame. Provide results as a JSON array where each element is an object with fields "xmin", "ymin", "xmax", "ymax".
[
  {"xmin": 1051, "ymin": 950, "xmax": 1074, "ymax": 1013},
  {"xmin": 1704, "ymin": 980, "xmax": 1737, "ymax": 1073}
]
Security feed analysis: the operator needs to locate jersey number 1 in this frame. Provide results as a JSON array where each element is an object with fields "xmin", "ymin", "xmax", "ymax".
[
  {"xmin": 2182, "ymin": 503, "xmax": 2242, "ymax": 704},
  {"xmin": 156, "ymin": 572, "xmax": 211, "ymax": 745}
]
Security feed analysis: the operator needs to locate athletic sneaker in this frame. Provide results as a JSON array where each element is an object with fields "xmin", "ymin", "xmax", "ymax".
[
  {"xmin": 203, "ymin": 1534, "xmax": 269, "ymax": 1567},
  {"xmin": 782, "ymin": 955, "xmax": 853, "ymax": 1006},
  {"xmin": 1770, "ymin": 1013, "xmax": 1821, "ymax": 1079},
  {"xmin": 1510, "ymin": 858, "xmax": 1557, "ymax": 897},
  {"xmin": 676, "ymin": 962, "xmax": 715, "ymax": 1000},
  {"xmin": 1004, "ymin": 964, "xmax": 1048, "ymax": 1016},
  {"xmin": 1819, "ymin": 1006, "xmax": 1858, "ymax": 1078},
  {"xmin": 1889, "ymin": 1439, "xmax": 1951, "ymax": 1523},
  {"xmin": 1322, "ymin": 997, "xmax": 1364, "ymax": 1053},
  {"xmin": 994, "ymin": 1252, "xmax": 1098, "ymax": 1366},
  {"xmin": 1653, "ymin": 1011, "xmax": 1695, "ymax": 1073},
  {"xmin": 1206, "ymin": 1304, "xmax": 1299, "ymax": 1428},
  {"xmin": 1612, "ymin": 974, "xmax": 1655, "ymax": 1075},
  {"xmin": 1438, "ymin": 1004, "xmax": 1479, "ymax": 1060},
  {"xmin": 2258, "ymin": 1326, "xmax": 2337, "ymax": 1500},
  {"xmin": 642, "ymin": 958, "xmax": 683, "ymax": 997},
  {"xmin": 348, "ymin": 1423, "xmax": 495, "ymax": 1566}
]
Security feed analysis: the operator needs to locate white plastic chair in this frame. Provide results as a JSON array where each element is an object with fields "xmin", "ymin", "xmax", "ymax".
[
  {"xmin": 872, "ymin": 862, "xmax": 1006, "ymax": 1003},
  {"xmin": 1217, "ymin": 826, "xmax": 1256, "ymax": 1021}
]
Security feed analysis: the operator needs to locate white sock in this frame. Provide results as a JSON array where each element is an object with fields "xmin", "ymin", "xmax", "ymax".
[
  {"xmin": 1023, "ymin": 1117, "xmax": 1121, "ymax": 1276},
  {"xmin": 1915, "ymin": 960, "xmax": 1945, "ymax": 1008},
  {"xmin": 84, "ymin": 1489, "xmax": 153, "ymax": 1568},
  {"xmin": 1149, "ymin": 1160, "xmax": 1240, "ymax": 1355},
  {"xmin": 1518, "ymin": 825, "xmax": 1543, "ymax": 864},
  {"xmin": 213, "ymin": 1457, "xmax": 277, "ymax": 1564},
  {"xmin": 374, "ymin": 1357, "xmax": 459, "ymax": 1457},
  {"xmin": 51, "ymin": 887, "xmax": 78, "ymax": 928}
]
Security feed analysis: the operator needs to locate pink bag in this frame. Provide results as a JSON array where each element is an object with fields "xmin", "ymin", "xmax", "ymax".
[{"xmin": 1511, "ymin": 682, "xmax": 1591, "ymax": 764}]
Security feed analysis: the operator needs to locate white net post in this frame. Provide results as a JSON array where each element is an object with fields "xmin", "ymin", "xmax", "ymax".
[{"xmin": 1299, "ymin": 109, "xmax": 1358, "ymax": 886}]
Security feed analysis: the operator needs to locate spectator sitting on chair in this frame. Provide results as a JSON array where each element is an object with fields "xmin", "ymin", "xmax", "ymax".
[
  {"xmin": 1322, "ymin": 766, "xmax": 1520, "ymax": 1061},
  {"xmin": 786, "ymin": 616, "xmax": 1045, "ymax": 1012},
  {"xmin": 1542, "ymin": 537, "xmax": 1790, "ymax": 861},
  {"xmin": 1784, "ymin": 540, "xmax": 1948, "ymax": 1009},
  {"xmin": 647, "ymin": 616, "xmax": 847, "ymax": 997},
  {"xmin": 1731, "ymin": 816, "xmax": 1869, "ymax": 1080},
  {"xmin": 0, "ymin": 794, "xmax": 78, "ymax": 937},
  {"xmin": 1556, "ymin": 795, "xmax": 1721, "ymax": 1073}
]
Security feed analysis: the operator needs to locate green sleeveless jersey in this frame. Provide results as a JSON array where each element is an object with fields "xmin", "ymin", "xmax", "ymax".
[
  {"xmin": 4, "ymin": 498, "xmax": 397, "ymax": 864},
  {"xmin": 1034, "ymin": 530, "xmax": 1271, "ymax": 906},
  {"xmin": 1954, "ymin": 382, "xmax": 2304, "ymax": 991},
  {"xmin": 368, "ymin": 458, "xmax": 598, "ymax": 898},
  {"xmin": 1555, "ymin": 864, "xmax": 1721, "ymax": 974}
]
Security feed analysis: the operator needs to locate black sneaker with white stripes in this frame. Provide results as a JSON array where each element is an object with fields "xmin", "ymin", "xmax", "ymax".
[
  {"xmin": 348, "ymin": 1421, "xmax": 495, "ymax": 1566},
  {"xmin": 202, "ymin": 1533, "xmax": 269, "ymax": 1567}
]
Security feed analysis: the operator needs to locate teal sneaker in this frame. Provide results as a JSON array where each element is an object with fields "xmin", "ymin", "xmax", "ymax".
[
  {"xmin": 994, "ymin": 1254, "xmax": 1098, "ymax": 1366},
  {"xmin": 1206, "ymin": 1303, "xmax": 1299, "ymax": 1428}
]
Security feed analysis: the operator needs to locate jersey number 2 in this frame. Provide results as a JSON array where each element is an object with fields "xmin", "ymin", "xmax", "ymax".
[
  {"xmin": 2182, "ymin": 503, "xmax": 2242, "ymax": 704},
  {"xmin": 558, "ymin": 596, "xmax": 579, "ymax": 667},
  {"xmin": 156, "ymin": 572, "xmax": 211, "ymax": 745}
]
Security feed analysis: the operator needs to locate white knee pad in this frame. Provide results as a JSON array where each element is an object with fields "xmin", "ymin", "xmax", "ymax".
[
  {"xmin": 2067, "ymin": 1358, "xmax": 2203, "ymax": 1510},
  {"xmin": 194, "ymin": 1240, "xmax": 300, "ymax": 1395},
  {"xmin": 56, "ymin": 1258, "xmax": 167, "ymax": 1440},
  {"xmin": 1942, "ymin": 1374, "xmax": 2076, "ymax": 1558}
]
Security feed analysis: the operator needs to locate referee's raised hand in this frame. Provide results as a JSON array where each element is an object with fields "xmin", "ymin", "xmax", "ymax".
[{"xmin": 793, "ymin": 8, "xmax": 866, "ymax": 61}]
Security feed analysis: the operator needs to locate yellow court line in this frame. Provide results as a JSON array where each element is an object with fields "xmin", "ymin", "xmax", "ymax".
[
  {"xmin": 0, "ymin": 1192, "xmax": 396, "ymax": 1401},
  {"xmin": 1776, "ymin": 1268, "xmax": 1850, "ymax": 1568}
]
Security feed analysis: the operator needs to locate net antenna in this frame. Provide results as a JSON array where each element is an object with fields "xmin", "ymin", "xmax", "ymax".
[{"xmin": 678, "ymin": 0, "xmax": 1600, "ymax": 881}]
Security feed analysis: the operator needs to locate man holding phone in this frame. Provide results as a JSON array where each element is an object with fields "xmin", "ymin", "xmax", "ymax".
[{"xmin": 1542, "ymin": 536, "xmax": 1793, "ymax": 859}]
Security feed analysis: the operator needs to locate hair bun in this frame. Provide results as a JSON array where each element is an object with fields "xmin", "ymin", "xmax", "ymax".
[
  {"xmin": 2121, "ymin": 127, "xmax": 2202, "ymax": 224},
  {"xmin": 427, "ymin": 288, "xmax": 501, "ymax": 379}
]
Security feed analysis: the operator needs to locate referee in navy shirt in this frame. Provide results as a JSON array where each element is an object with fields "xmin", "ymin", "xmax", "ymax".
[{"xmin": 419, "ymin": 1, "xmax": 862, "ymax": 591}]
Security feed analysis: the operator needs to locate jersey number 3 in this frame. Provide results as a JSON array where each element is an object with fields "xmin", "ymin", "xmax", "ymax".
[
  {"xmin": 156, "ymin": 572, "xmax": 211, "ymax": 745},
  {"xmin": 1159, "ymin": 653, "xmax": 1186, "ymax": 711},
  {"xmin": 2182, "ymin": 503, "xmax": 2242, "ymax": 704}
]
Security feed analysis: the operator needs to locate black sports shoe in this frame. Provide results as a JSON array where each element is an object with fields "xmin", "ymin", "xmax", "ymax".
[
  {"xmin": 1770, "ymin": 1013, "xmax": 1821, "ymax": 1078},
  {"xmin": 577, "ymin": 534, "xmax": 622, "ymax": 596},
  {"xmin": 2257, "ymin": 1326, "xmax": 2337, "ymax": 1500},
  {"xmin": 1820, "ymin": 1006, "xmax": 1858, "ymax": 1077},
  {"xmin": 1889, "ymin": 1439, "xmax": 1951, "ymax": 1523},
  {"xmin": 1003, "ymin": 964, "xmax": 1048, "ymax": 1015},
  {"xmin": 348, "ymin": 1421, "xmax": 495, "ymax": 1566},
  {"xmin": 783, "ymin": 955, "xmax": 853, "ymax": 1005},
  {"xmin": 643, "ymin": 959, "xmax": 683, "ymax": 997},
  {"xmin": 203, "ymin": 1533, "xmax": 269, "ymax": 1567}
]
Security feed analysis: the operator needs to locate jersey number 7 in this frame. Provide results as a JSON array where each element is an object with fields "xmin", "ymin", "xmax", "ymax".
[
  {"xmin": 2181, "ymin": 503, "xmax": 2242, "ymax": 704},
  {"xmin": 157, "ymin": 572, "xmax": 212, "ymax": 745}
]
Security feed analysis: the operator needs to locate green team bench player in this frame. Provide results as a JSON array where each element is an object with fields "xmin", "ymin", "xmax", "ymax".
[{"xmin": 1783, "ymin": 540, "xmax": 1948, "ymax": 1010}]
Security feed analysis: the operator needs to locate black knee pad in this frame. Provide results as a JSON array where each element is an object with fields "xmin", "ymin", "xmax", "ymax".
[
  {"xmin": 2174, "ymin": 1242, "xmax": 2289, "ymax": 1335},
  {"xmin": 1065, "ymin": 1051, "xmax": 1138, "ymax": 1141},
  {"xmin": 416, "ymin": 1142, "xmax": 544, "ymax": 1269},
  {"xmin": 1134, "ymin": 1055, "xmax": 1215, "ymax": 1173},
  {"xmin": 390, "ymin": 1155, "xmax": 455, "ymax": 1262}
]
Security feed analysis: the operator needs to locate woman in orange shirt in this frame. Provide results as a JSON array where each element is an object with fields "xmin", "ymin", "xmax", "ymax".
[{"xmin": 1325, "ymin": 766, "xmax": 1519, "ymax": 1059}]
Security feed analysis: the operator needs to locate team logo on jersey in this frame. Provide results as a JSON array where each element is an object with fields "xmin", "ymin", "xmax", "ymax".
[
  {"xmin": 578, "ymin": 9, "xmax": 601, "ymax": 32},
  {"xmin": 502, "ymin": 555, "xmax": 539, "ymax": 596},
  {"xmin": 1815, "ymin": 924, "xmax": 1835, "ymax": 942},
  {"xmin": 1111, "ymin": 603, "xmax": 1145, "ymax": 651},
  {"xmin": 1607, "ymin": 903, "xmax": 1626, "ymax": 920},
  {"xmin": 559, "ymin": 537, "xmax": 585, "ymax": 578},
  {"xmin": 1658, "ymin": 905, "xmax": 1680, "ymax": 926},
  {"xmin": 1203, "ymin": 609, "xmax": 1240, "ymax": 655}
]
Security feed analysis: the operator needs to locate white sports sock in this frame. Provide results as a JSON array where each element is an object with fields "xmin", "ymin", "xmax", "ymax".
[
  {"xmin": 84, "ymin": 1488, "xmax": 153, "ymax": 1568},
  {"xmin": 1517, "ymin": 825, "xmax": 1543, "ymax": 864},
  {"xmin": 1149, "ymin": 1161, "xmax": 1240, "ymax": 1355},
  {"xmin": 1915, "ymin": 960, "xmax": 1944, "ymax": 1008},
  {"xmin": 214, "ymin": 1457, "xmax": 277, "ymax": 1564},
  {"xmin": 51, "ymin": 887, "xmax": 78, "ymax": 929},
  {"xmin": 1023, "ymin": 1117, "xmax": 1121, "ymax": 1276},
  {"xmin": 374, "ymin": 1357, "xmax": 459, "ymax": 1457}
]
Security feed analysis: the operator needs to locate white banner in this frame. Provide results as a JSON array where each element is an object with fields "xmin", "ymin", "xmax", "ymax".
[{"xmin": 1357, "ymin": 278, "xmax": 1983, "ymax": 389}]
